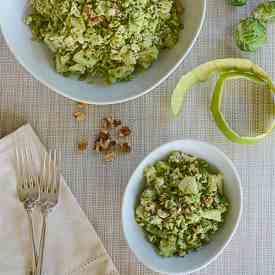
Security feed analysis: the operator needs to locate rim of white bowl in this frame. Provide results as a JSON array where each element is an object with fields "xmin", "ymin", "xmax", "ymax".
[
  {"xmin": 122, "ymin": 139, "xmax": 243, "ymax": 275},
  {"xmin": 0, "ymin": 0, "xmax": 206, "ymax": 105}
]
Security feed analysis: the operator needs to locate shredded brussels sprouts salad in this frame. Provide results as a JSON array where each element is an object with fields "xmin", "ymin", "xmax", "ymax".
[
  {"xmin": 235, "ymin": 1, "xmax": 275, "ymax": 52},
  {"xmin": 135, "ymin": 151, "xmax": 229, "ymax": 257},
  {"xmin": 25, "ymin": 0, "xmax": 182, "ymax": 83}
]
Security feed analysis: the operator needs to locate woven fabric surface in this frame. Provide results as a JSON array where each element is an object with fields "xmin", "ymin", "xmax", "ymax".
[{"xmin": 0, "ymin": 0, "xmax": 275, "ymax": 274}]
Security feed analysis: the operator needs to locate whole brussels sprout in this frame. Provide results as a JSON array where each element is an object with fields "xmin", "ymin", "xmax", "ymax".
[
  {"xmin": 235, "ymin": 17, "xmax": 267, "ymax": 52},
  {"xmin": 252, "ymin": 1, "xmax": 275, "ymax": 24},
  {"xmin": 231, "ymin": 0, "xmax": 247, "ymax": 6}
]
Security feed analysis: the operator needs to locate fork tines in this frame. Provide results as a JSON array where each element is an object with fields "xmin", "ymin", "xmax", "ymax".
[{"xmin": 41, "ymin": 150, "xmax": 60, "ymax": 195}]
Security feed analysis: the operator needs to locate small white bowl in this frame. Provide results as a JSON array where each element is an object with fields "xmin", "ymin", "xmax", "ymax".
[
  {"xmin": 122, "ymin": 140, "xmax": 242, "ymax": 274},
  {"xmin": 0, "ymin": 0, "xmax": 205, "ymax": 105}
]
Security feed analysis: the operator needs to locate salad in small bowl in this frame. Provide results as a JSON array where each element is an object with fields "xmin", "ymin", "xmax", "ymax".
[{"xmin": 122, "ymin": 140, "xmax": 242, "ymax": 274}]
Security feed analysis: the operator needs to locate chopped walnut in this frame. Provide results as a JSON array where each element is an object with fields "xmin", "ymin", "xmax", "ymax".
[
  {"xmin": 119, "ymin": 126, "xmax": 131, "ymax": 137},
  {"xmin": 91, "ymin": 15, "xmax": 104, "ymax": 26},
  {"xmin": 118, "ymin": 143, "xmax": 131, "ymax": 153},
  {"xmin": 110, "ymin": 140, "xmax": 117, "ymax": 148},
  {"xmin": 73, "ymin": 111, "xmax": 86, "ymax": 122},
  {"xmin": 102, "ymin": 117, "xmax": 121, "ymax": 129},
  {"xmin": 83, "ymin": 4, "xmax": 104, "ymax": 26},
  {"xmin": 104, "ymin": 151, "xmax": 115, "ymax": 162},
  {"xmin": 98, "ymin": 130, "xmax": 110, "ymax": 141},
  {"xmin": 112, "ymin": 119, "xmax": 122, "ymax": 128},
  {"xmin": 101, "ymin": 139, "xmax": 111, "ymax": 151},
  {"xmin": 192, "ymin": 225, "xmax": 198, "ymax": 233},
  {"xmin": 94, "ymin": 139, "xmax": 110, "ymax": 152},
  {"xmin": 78, "ymin": 141, "xmax": 88, "ymax": 152},
  {"xmin": 77, "ymin": 102, "xmax": 88, "ymax": 109},
  {"xmin": 102, "ymin": 117, "xmax": 113, "ymax": 129},
  {"xmin": 93, "ymin": 117, "xmax": 132, "ymax": 161},
  {"xmin": 94, "ymin": 142, "xmax": 103, "ymax": 153},
  {"xmin": 203, "ymin": 196, "xmax": 214, "ymax": 207}
]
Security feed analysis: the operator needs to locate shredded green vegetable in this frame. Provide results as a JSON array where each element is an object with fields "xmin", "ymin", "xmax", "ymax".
[
  {"xmin": 135, "ymin": 151, "xmax": 229, "ymax": 257},
  {"xmin": 25, "ymin": 0, "xmax": 182, "ymax": 83},
  {"xmin": 235, "ymin": 17, "xmax": 267, "ymax": 52},
  {"xmin": 252, "ymin": 1, "xmax": 275, "ymax": 25},
  {"xmin": 235, "ymin": 1, "xmax": 275, "ymax": 52}
]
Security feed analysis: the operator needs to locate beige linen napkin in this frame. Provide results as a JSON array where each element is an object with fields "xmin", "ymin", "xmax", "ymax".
[{"xmin": 0, "ymin": 124, "xmax": 119, "ymax": 275}]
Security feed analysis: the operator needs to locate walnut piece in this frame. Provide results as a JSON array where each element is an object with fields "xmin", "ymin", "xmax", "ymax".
[
  {"xmin": 78, "ymin": 141, "xmax": 88, "ymax": 152},
  {"xmin": 83, "ymin": 4, "xmax": 105, "ymax": 26},
  {"xmin": 77, "ymin": 102, "xmax": 88, "ymax": 109},
  {"xmin": 119, "ymin": 126, "xmax": 131, "ymax": 137},
  {"xmin": 102, "ymin": 117, "xmax": 122, "ymax": 129},
  {"xmin": 102, "ymin": 117, "xmax": 113, "ymax": 129},
  {"xmin": 203, "ymin": 196, "xmax": 214, "ymax": 207},
  {"xmin": 73, "ymin": 111, "xmax": 86, "ymax": 122},
  {"xmin": 112, "ymin": 119, "xmax": 122, "ymax": 128},
  {"xmin": 104, "ymin": 151, "xmax": 115, "ymax": 162},
  {"xmin": 98, "ymin": 130, "xmax": 110, "ymax": 141},
  {"xmin": 94, "ymin": 142, "xmax": 103, "ymax": 152},
  {"xmin": 119, "ymin": 143, "xmax": 131, "ymax": 153},
  {"xmin": 93, "ymin": 117, "xmax": 132, "ymax": 161},
  {"xmin": 110, "ymin": 140, "xmax": 117, "ymax": 148}
]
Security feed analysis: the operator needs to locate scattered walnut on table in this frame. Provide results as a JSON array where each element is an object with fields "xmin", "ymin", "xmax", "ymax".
[
  {"xmin": 112, "ymin": 119, "xmax": 122, "ymax": 128},
  {"xmin": 118, "ymin": 142, "xmax": 131, "ymax": 153},
  {"xmin": 104, "ymin": 151, "xmax": 115, "ymax": 162},
  {"xmin": 100, "ymin": 139, "xmax": 111, "ymax": 151},
  {"xmin": 73, "ymin": 111, "xmax": 86, "ymax": 122},
  {"xmin": 102, "ymin": 117, "xmax": 122, "ymax": 129},
  {"xmin": 93, "ymin": 117, "xmax": 132, "ymax": 161},
  {"xmin": 110, "ymin": 140, "xmax": 117, "ymax": 147},
  {"xmin": 98, "ymin": 129, "xmax": 110, "ymax": 141},
  {"xmin": 77, "ymin": 102, "xmax": 88, "ymax": 109},
  {"xmin": 73, "ymin": 101, "xmax": 88, "ymax": 122},
  {"xmin": 78, "ymin": 141, "xmax": 88, "ymax": 152},
  {"xmin": 102, "ymin": 117, "xmax": 113, "ymax": 129},
  {"xmin": 119, "ymin": 126, "xmax": 131, "ymax": 137},
  {"xmin": 94, "ymin": 142, "xmax": 103, "ymax": 153}
]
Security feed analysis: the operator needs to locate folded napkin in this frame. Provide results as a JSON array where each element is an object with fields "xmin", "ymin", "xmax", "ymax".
[{"xmin": 0, "ymin": 124, "xmax": 119, "ymax": 275}]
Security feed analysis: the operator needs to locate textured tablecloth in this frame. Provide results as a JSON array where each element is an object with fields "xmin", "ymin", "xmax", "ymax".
[{"xmin": 0, "ymin": 0, "xmax": 275, "ymax": 274}]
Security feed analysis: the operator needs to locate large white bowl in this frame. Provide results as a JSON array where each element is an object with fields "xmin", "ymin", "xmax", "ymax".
[
  {"xmin": 0, "ymin": 0, "xmax": 206, "ymax": 105},
  {"xmin": 122, "ymin": 140, "xmax": 242, "ymax": 274}
]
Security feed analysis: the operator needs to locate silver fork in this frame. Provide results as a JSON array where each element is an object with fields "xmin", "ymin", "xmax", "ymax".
[
  {"xmin": 36, "ymin": 150, "xmax": 61, "ymax": 275},
  {"xmin": 16, "ymin": 146, "xmax": 39, "ymax": 275}
]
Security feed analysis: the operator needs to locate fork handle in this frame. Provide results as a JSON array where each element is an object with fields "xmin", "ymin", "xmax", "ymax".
[
  {"xmin": 36, "ymin": 213, "xmax": 48, "ymax": 275},
  {"xmin": 26, "ymin": 209, "xmax": 37, "ymax": 274}
]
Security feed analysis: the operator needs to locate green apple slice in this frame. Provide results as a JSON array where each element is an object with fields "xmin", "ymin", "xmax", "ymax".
[
  {"xmin": 171, "ymin": 58, "xmax": 273, "ymax": 117},
  {"xmin": 211, "ymin": 71, "xmax": 275, "ymax": 144}
]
